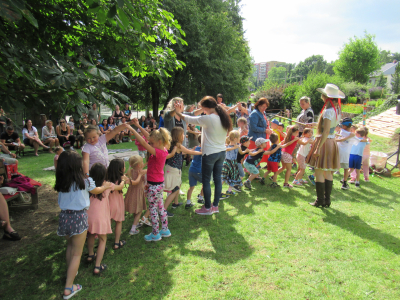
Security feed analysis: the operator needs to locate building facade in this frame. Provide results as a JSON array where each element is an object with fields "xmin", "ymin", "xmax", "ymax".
[{"xmin": 253, "ymin": 61, "xmax": 285, "ymax": 83}]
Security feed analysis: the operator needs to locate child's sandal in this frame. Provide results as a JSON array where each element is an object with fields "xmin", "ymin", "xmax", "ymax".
[
  {"xmin": 113, "ymin": 240, "xmax": 126, "ymax": 250},
  {"xmin": 63, "ymin": 284, "xmax": 82, "ymax": 300},
  {"xmin": 86, "ymin": 253, "xmax": 96, "ymax": 264},
  {"xmin": 93, "ymin": 264, "xmax": 107, "ymax": 275}
]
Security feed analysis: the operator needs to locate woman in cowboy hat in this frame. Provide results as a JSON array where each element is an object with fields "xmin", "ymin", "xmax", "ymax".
[{"xmin": 306, "ymin": 84, "xmax": 344, "ymax": 208}]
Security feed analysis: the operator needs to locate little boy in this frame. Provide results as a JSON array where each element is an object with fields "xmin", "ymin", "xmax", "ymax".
[
  {"xmin": 344, "ymin": 128, "xmax": 369, "ymax": 188},
  {"xmin": 237, "ymin": 117, "xmax": 248, "ymax": 137},
  {"xmin": 186, "ymin": 135, "xmax": 203, "ymax": 208},
  {"xmin": 263, "ymin": 133, "xmax": 282, "ymax": 187},
  {"xmin": 243, "ymin": 137, "xmax": 281, "ymax": 189},
  {"xmin": 236, "ymin": 136, "xmax": 251, "ymax": 189},
  {"xmin": 335, "ymin": 118, "xmax": 356, "ymax": 190},
  {"xmin": 270, "ymin": 119, "xmax": 285, "ymax": 143}
]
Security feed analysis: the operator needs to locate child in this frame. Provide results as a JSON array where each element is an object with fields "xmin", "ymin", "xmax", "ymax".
[
  {"xmin": 135, "ymin": 129, "xmax": 148, "ymax": 159},
  {"xmin": 335, "ymin": 118, "xmax": 357, "ymax": 189},
  {"xmin": 293, "ymin": 128, "xmax": 314, "ymax": 185},
  {"xmin": 237, "ymin": 117, "xmax": 248, "ymax": 137},
  {"xmin": 243, "ymin": 137, "xmax": 281, "ymax": 189},
  {"xmin": 86, "ymin": 163, "xmax": 123, "ymax": 275},
  {"xmin": 54, "ymin": 146, "xmax": 64, "ymax": 169},
  {"xmin": 236, "ymin": 136, "xmax": 251, "ymax": 183},
  {"xmin": 162, "ymin": 126, "xmax": 201, "ymax": 217},
  {"xmin": 350, "ymin": 126, "xmax": 371, "ymax": 182},
  {"xmin": 55, "ymin": 151, "xmax": 109, "ymax": 298},
  {"xmin": 186, "ymin": 135, "xmax": 204, "ymax": 208},
  {"xmin": 125, "ymin": 155, "xmax": 148, "ymax": 235},
  {"xmin": 221, "ymin": 130, "xmax": 242, "ymax": 196},
  {"xmin": 270, "ymin": 119, "xmax": 285, "ymax": 142},
  {"xmin": 107, "ymin": 159, "xmax": 129, "ymax": 249},
  {"xmin": 82, "ymin": 123, "xmax": 133, "ymax": 175},
  {"xmin": 275, "ymin": 126, "xmax": 300, "ymax": 188},
  {"xmin": 130, "ymin": 119, "xmax": 172, "ymax": 242},
  {"xmin": 263, "ymin": 133, "xmax": 281, "ymax": 187},
  {"xmin": 344, "ymin": 128, "xmax": 369, "ymax": 188}
]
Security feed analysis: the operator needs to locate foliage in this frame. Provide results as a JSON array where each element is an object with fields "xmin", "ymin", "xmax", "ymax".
[
  {"xmin": 0, "ymin": 0, "xmax": 186, "ymax": 119},
  {"xmin": 392, "ymin": 63, "xmax": 400, "ymax": 94},
  {"xmin": 369, "ymin": 87, "xmax": 385, "ymax": 99},
  {"xmin": 353, "ymin": 95, "xmax": 398, "ymax": 124},
  {"xmin": 341, "ymin": 82, "xmax": 370, "ymax": 102},
  {"xmin": 282, "ymin": 83, "xmax": 301, "ymax": 109},
  {"xmin": 267, "ymin": 67, "xmax": 287, "ymax": 84},
  {"xmin": 292, "ymin": 72, "xmax": 344, "ymax": 114},
  {"xmin": 334, "ymin": 33, "xmax": 382, "ymax": 83},
  {"xmin": 255, "ymin": 85, "xmax": 285, "ymax": 109},
  {"xmin": 291, "ymin": 55, "xmax": 327, "ymax": 82},
  {"xmin": 367, "ymin": 99, "xmax": 384, "ymax": 107},
  {"xmin": 276, "ymin": 62, "xmax": 296, "ymax": 80},
  {"xmin": 379, "ymin": 50, "xmax": 400, "ymax": 65},
  {"xmin": 347, "ymin": 97, "xmax": 357, "ymax": 104},
  {"xmin": 376, "ymin": 73, "xmax": 387, "ymax": 89},
  {"xmin": 341, "ymin": 104, "xmax": 364, "ymax": 114}
]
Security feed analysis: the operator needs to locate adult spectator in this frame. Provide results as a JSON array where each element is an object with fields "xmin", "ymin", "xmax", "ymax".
[
  {"xmin": 236, "ymin": 102, "xmax": 250, "ymax": 126},
  {"xmin": 41, "ymin": 120, "xmax": 59, "ymax": 153},
  {"xmin": 296, "ymin": 96, "xmax": 315, "ymax": 136},
  {"xmin": 87, "ymin": 103, "xmax": 100, "ymax": 124},
  {"xmin": 159, "ymin": 110, "xmax": 164, "ymax": 128},
  {"xmin": 56, "ymin": 119, "xmax": 76, "ymax": 149},
  {"xmin": 90, "ymin": 119, "xmax": 97, "ymax": 126},
  {"xmin": 0, "ymin": 176, "xmax": 21, "ymax": 241},
  {"xmin": 139, "ymin": 115, "xmax": 147, "ymax": 129},
  {"xmin": 145, "ymin": 112, "xmax": 153, "ymax": 126},
  {"xmin": 23, "ymin": 119, "xmax": 49, "ymax": 156},
  {"xmin": 0, "ymin": 141, "xmax": 18, "ymax": 164},
  {"xmin": 112, "ymin": 104, "xmax": 124, "ymax": 125},
  {"xmin": 248, "ymin": 98, "xmax": 272, "ymax": 152},
  {"xmin": 77, "ymin": 117, "xmax": 89, "ymax": 147},
  {"xmin": 1, "ymin": 126, "xmax": 25, "ymax": 155},
  {"xmin": 216, "ymin": 93, "xmax": 240, "ymax": 114},
  {"xmin": 148, "ymin": 117, "xmax": 158, "ymax": 132},
  {"xmin": 99, "ymin": 119, "xmax": 111, "ymax": 135},
  {"xmin": 107, "ymin": 116, "xmax": 120, "ymax": 144},
  {"xmin": 123, "ymin": 103, "xmax": 132, "ymax": 121},
  {"xmin": 174, "ymin": 96, "xmax": 232, "ymax": 215},
  {"xmin": 119, "ymin": 117, "xmax": 132, "ymax": 142}
]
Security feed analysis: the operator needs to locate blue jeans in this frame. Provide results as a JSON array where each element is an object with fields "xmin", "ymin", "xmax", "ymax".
[{"xmin": 202, "ymin": 151, "xmax": 226, "ymax": 209}]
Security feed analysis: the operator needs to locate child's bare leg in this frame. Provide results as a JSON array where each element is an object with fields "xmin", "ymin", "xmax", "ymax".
[
  {"xmin": 343, "ymin": 169, "xmax": 349, "ymax": 181},
  {"xmin": 173, "ymin": 188, "xmax": 180, "ymax": 204},
  {"xmin": 263, "ymin": 170, "xmax": 271, "ymax": 178},
  {"xmin": 133, "ymin": 213, "xmax": 142, "ymax": 226},
  {"xmin": 356, "ymin": 169, "xmax": 361, "ymax": 182},
  {"xmin": 114, "ymin": 221, "xmax": 122, "ymax": 246},
  {"xmin": 272, "ymin": 173, "xmax": 278, "ymax": 182},
  {"xmin": 187, "ymin": 186, "xmax": 195, "ymax": 201},
  {"xmin": 284, "ymin": 163, "xmax": 292, "ymax": 184},
  {"xmin": 94, "ymin": 234, "xmax": 107, "ymax": 273},
  {"xmin": 275, "ymin": 165, "xmax": 286, "ymax": 176},
  {"xmin": 87, "ymin": 233, "xmax": 95, "ymax": 257},
  {"xmin": 295, "ymin": 168, "xmax": 305, "ymax": 181},
  {"xmin": 248, "ymin": 173, "xmax": 258, "ymax": 182},
  {"xmin": 164, "ymin": 190, "xmax": 179, "ymax": 209}
]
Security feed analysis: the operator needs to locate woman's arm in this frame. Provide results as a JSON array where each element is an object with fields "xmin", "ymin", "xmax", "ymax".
[{"xmin": 187, "ymin": 129, "xmax": 201, "ymax": 134}]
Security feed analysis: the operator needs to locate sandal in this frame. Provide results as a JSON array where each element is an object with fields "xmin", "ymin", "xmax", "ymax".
[
  {"xmin": 113, "ymin": 240, "xmax": 126, "ymax": 250},
  {"xmin": 140, "ymin": 217, "xmax": 152, "ymax": 227},
  {"xmin": 86, "ymin": 253, "xmax": 96, "ymax": 264},
  {"xmin": 93, "ymin": 264, "xmax": 107, "ymax": 275},
  {"xmin": 3, "ymin": 230, "xmax": 21, "ymax": 241},
  {"xmin": 63, "ymin": 284, "xmax": 82, "ymax": 300},
  {"xmin": 0, "ymin": 220, "xmax": 6, "ymax": 229}
]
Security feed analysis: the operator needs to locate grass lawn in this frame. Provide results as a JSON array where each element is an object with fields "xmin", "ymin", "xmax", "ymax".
[{"xmin": 1, "ymin": 134, "xmax": 400, "ymax": 299}]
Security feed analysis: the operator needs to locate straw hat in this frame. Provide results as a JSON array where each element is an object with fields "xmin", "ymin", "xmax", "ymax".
[{"xmin": 316, "ymin": 84, "xmax": 345, "ymax": 99}]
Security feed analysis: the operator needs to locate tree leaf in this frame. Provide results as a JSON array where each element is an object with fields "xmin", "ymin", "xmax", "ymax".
[
  {"xmin": 97, "ymin": 10, "xmax": 106, "ymax": 24},
  {"xmin": 98, "ymin": 69, "xmax": 110, "ymax": 81},
  {"xmin": 107, "ymin": 4, "xmax": 117, "ymax": 19},
  {"xmin": 117, "ymin": 0, "xmax": 124, "ymax": 8},
  {"xmin": 0, "ymin": 0, "xmax": 22, "ymax": 22},
  {"xmin": 117, "ymin": 8, "xmax": 129, "ymax": 29}
]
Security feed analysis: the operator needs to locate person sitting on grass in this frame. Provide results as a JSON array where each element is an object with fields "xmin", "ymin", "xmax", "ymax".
[{"xmin": 119, "ymin": 117, "xmax": 132, "ymax": 142}]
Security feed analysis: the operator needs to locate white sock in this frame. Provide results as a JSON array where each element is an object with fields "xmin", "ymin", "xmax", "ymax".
[
  {"xmin": 131, "ymin": 224, "xmax": 136, "ymax": 231},
  {"xmin": 186, "ymin": 199, "xmax": 191, "ymax": 204}
]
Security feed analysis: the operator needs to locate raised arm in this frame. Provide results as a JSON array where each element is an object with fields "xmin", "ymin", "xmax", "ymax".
[
  {"xmin": 127, "ymin": 125, "xmax": 156, "ymax": 156},
  {"xmin": 130, "ymin": 118, "xmax": 150, "ymax": 139}
]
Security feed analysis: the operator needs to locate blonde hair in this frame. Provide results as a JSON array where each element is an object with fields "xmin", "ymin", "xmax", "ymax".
[
  {"xmin": 362, "ymin": 126, "xmax": 369, "ymax": 137},
  {"xmin": 228, "ymin": 130, "xmax": 240, "ymax": 141},
  {"xmin": 54, "ymin": 146, "xmax": 63, "ymax": 153},
  {"xmin": 356, "ymin": 128, "xmax": 366, "ymax": 137},
  {"xmin": 316, "ymin": 94, "xmax": 340, "ymax": 135},
  {"xmin": 128, "ymin": 155, "xmax": 143, "ymax": 179},
  {"xmin": 299, "ymin": 96, "xmax": 311, "ymax": 104},
  {"xmin": 46, "ymin": 120, "xmax": 53, "ymax": 125},
  {"xmin": 84, "ymin": 125, "xmax": 100, "ymax": 137},
  {"xmin": 149, "ymin": 127, "xmax": 171, "ymax": 149},
  {"xmin": 237, "ymin": 117, "xmax": 247, "ymax": 125},
  {"xmin": 166, "ymin": 97, "xmax": 184, "ymax": 111}
]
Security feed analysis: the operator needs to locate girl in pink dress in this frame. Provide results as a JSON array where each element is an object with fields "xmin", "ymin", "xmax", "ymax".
[{"xmin": 107, "ymin": 158, "xmax": 129, "ymax": 250}]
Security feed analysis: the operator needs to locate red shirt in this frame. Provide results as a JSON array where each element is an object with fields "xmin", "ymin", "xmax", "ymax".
[{"xmin": 282, "ymin": 136, "xmax": 298, "ymax": 155}]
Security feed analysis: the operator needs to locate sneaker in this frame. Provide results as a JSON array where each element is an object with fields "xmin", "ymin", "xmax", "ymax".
[
  {"xmin": 244, "ymin": 180, "xmax": 252, "ymax": 189},
  {"xmin": 172, "ymin": 203, "xmax": 183, "ymax": 209},
  {"xmin": 355, "ymin": 182, "xmax": 360, "ymax": 188},
  {"xmin": 212, "ymin": 206, "xmax": 219, "ymax": 214},
  {"xmin": 270, "ymin": 182, "xmax": 279, "ymax": 188},
  {"xmin": 195, "ymin": 205, "xmax": 213, "ymax": 215},
  {"xmin": 197, "ymin": 199, "xmax": 205, "ymax": 204},
  {"xmin": 144, "ymin": 232, "xmax": 162, "ymax": 242},
  {"xmin": 166, "ymin": 210, "xmax": 174, "ymax": 217},
  {"xmin": 292, "ymin": 180, "xmax": 302, "ymax": 186},
  {"xmin": 179, "ymin": 189, "xmax": 185, "ymax": 195},
  {"xmin": 259, "ymin": 178, "xmax": 265, "ymax": 185},
  {"xmin": 341, "ymin": 183, "xmax": 350, "ymax": 190},
  {"xmin": 220, "ymin": 193, "xmax": 230, "ymax": 200},
  {"xmin": 254, "ymin": 177, "xmax": 263, "ymax": 181},
  {"xmin": 226, "ymin": 191, "xmax": 236, "ymax": 196},
  {"xmin": 308, "ymin": 175, "xmax": 316, "ymax": 186},
  {"xmin": 348, "ymin": 179, "xmax": 356, "ymax": 184},
  {"xmin": 300, "ymin": 179, "xmax": 308, "ymax": 184},
  {"xmin": 340, "ymin": 180, "xmax": 344, "ymax": 184},
  {"xmin": 232, "ymin": 185, "xmax": 242, "ymax": 192},
  {"xmin": 129, "ymin": 228, "xmax": 140, "ymax": 235},
  {"xmin": 185, "ymin": 203, "xmax": 194, "ymax": 209},
  {"xmin": 160, "ymin": 229, "xmax": 171, "ymax": 238},
  {"xmin": 197, "ymin": 194, "xmax": 202, "ymax": 200},
  {"xmin": 136, "ymin": 222, "xmax": 143, "ymax": 228},
  {"xmin": 283, "ymin": 183, "xmax": 293, "ymax": 188}
]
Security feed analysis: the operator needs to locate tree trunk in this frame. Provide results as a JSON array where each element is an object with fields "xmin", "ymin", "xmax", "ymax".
[{"xmin": 151, "ymin": 79, "xmax": 160, "ymax": 121}]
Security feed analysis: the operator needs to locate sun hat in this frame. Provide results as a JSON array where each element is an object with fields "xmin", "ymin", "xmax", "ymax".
[
  {"xmin": 271, "ymin": 119, "xmax": 279, "ymax": 125},
  {"xmin": 240, "ymin": 136, "xmax": 252, "ymax": 144},
  {"xmin": 255, "ymin": 138, "xmax": 269, "ymax": 147},
  {"xmin": 316, "ymin": 84, "xmax": 345, "ymax": 99}
]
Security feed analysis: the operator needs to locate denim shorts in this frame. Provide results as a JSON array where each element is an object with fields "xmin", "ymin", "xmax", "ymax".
[
  {"xmin": 243, "ymin": 161, "xmax": 259, "ymax": 175},
  {"xmin": 237, "ymin": 163, "xmax": 245, "ymax": 178},
  {"xmin": 189, "ymin": 171, "xmax": 202, "ymax": 187}
]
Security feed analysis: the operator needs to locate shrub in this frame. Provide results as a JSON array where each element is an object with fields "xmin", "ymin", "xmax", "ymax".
[
  {"xmin": 367, "ymin": 99, "xmax": 384, "ymax": 107},
  {"xmin": 341, "ymin": 104, "xmax": 364, "ymax": 114},
  {"xmin": 348, "ymin": 96, "xmax": 357, "ymax": 104},
  {"xmin": 282, "ymin": 83, "xmax": 301, "ymax": 109},
  {"xmin": 341, "ymin": 81, "xmax": 370, "ymax": 102},
  {"xmin": 255, "ymin": 85, "xmax": 285, "ymax": 109},
  {"xmin": 369, "ymin": 87, "xmax": 385, "ymax": 99}
]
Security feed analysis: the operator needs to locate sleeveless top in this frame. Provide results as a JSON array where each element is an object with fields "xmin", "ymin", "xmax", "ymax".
[{"xmin": 114, "ymin": 110, "xmax": 123, "ymax": 118}]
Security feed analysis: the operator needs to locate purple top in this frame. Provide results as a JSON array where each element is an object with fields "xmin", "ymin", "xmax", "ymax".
[{"xmin": 81, "ymin": 134, "xmax": 109, "ymax": 169}]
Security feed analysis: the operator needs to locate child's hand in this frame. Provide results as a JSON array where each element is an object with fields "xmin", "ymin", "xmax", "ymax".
[
  {"xmin": 176, "ymin": 143, "xmax": 181, "ymax": 149},
  {"xmin": 294, "ymin": 137, "xmax": 299, "ymax": 141},
  {"xmin": 276, "ymin": 144, "xmax": 282, "ymax": 148},
  {"xmin": 140, "ymin": 169, "xmax": 147, "ymax": 175},
  {"xmin": 121, "ymin": 175, "xmax": 129, "ymax": 183},
  {"xmin": 103, "ymin": 182, "xmax": 113, "ymax": 189}
]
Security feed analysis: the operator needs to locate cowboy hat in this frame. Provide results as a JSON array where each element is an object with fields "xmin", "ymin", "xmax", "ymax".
[{"xmin": 316, "ymin": 84, "xmax": 345, "ymax": 99}]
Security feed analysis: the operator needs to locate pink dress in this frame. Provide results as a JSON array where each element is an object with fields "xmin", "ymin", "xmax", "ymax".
[
  {"xmin": 109, "ymin": 182, "xmax": 125, "ymax": 222},
  {"xmin": 87, "ymin": 183, "xmax": 114, "ymax": 235},
  {"xmin": 124, "ymin": 169, "xmax": 147, "ymax": 214}
]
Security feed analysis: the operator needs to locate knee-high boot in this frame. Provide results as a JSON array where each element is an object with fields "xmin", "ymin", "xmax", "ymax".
[
  {"xmin": 309, "ymin": 181, "xmax": 325, "ymax": 207},
  {"xmin": 324, "ymin": 179, "xmax": 333, "ymax": 208}
]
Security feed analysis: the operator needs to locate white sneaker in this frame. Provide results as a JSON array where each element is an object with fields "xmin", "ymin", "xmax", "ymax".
[{"xmin": 179, "ymin": 189, "xmax": 185, "ymax": 195}]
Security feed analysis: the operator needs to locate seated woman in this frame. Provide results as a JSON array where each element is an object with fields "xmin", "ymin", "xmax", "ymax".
[
  {"xmin": 0, "ymin": 175, "xmax": 21, "ymax": 241},
  {"xmin": 107, "ymin": 116, "xmax": 120, "ymax": 144},
  {"xmin": 99, "ymin": 119, "xmax": 111, "ymax": 135},
  {"xmin": 76, "ymin": 117, "xmax": 88, "ymax": 148},
  {"xmin": 119, "ymin": 117, "xmax": 131, "ymax": 142},
  {"xmin": 22, "ymin": 119, "xmax": 49, "ymax": 156},
  {"xmin": 56, "ymin": 119, "xmax": 76, "ymax": 149},
  {"xmin": 42, "ymin": 120, "xmax": 59, "ymax": 153},
  {"xmin": 90, "ymin": 119, "xmax": 97, "ymax": 126}
]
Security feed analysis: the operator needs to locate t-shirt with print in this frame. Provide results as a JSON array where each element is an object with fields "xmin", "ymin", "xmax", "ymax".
[
  {"xmin": 166, "ymin": 144, "xmax": 183, "ymax": 170},
  {"xmin": 174, "ymin": 118, "xmax": 183, "ymax": 128},
  {"xmin": 1, "ymin": 132, "xmax": 20, "ymax": 144},
  {"xmin": 237, "ymin": 145, "xmax": 248, "ymax": 163},
  {"xmin": 268, "ymin": 144, "xmax": 282, "ymax": 162},
  {"xmin": 81, "ymin": 134, "xmax": 109, "ymax": 169},
  {"xmin": 124, "ymin": 109, "xmax": 131, "ymax": 119},
  {"xmin": 189, "ymin": 146, "xmax": 202, "ymax": 173},
  {"xmin": 245, "ymin": 148, "xmax": 264, "ymax": 165},
  {"xmin": 337, "ymin": 129, "xmax": 357, "ymax": 164},
  {"xmin": 147, "ymin": 147, "xmax": 168, "ymax": 183}
]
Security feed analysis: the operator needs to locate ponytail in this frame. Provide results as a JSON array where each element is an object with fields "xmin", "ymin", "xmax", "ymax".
[
  {"xmin": 283, "ymin": 125, "xmax": 299, "ymax": 144},
  {"xmin": 200, "ymin": 96, "xmax": 232, "ymax": 132},
  {"xmin": 159, "ymin": 127, "xmax": 171, "ymax": 149}
]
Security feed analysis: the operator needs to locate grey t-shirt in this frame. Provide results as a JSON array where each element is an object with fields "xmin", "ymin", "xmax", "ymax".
[{"xmin": 88, "ymin": 109, "xmax": 99, "ymax": 121}]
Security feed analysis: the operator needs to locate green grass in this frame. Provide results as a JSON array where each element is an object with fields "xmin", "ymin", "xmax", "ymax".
[{"xmin": 2, "ymin": 137, "xmax": 400, "ymax": 299}]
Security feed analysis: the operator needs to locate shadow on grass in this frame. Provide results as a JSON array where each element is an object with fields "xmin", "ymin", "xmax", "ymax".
[{"xmin": 322, "ymin": 208, "xmax": 400, "ymax": 255}]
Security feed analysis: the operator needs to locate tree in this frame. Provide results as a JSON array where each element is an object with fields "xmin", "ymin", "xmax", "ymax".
[
  {"xmin": 392, "ymin": 63, "xmax": 400, "ymax": 94},
  {"xmin": 377, "ymin": 73, "xmax": 387, "ymax": 89},
  {"xmin": 334, "ymin": 32, "xmax": 381, "ymax": 83},
  {"xmin": 267, "ymin": 67, "xmax": 287, "ymax": 84},
  {"xmin": 379, "ymin": 50, "xmax": 400, "ymax": 65},
  {"xmin": 291, "ymin": 55, "xmax": 327, "ymax": 81}
]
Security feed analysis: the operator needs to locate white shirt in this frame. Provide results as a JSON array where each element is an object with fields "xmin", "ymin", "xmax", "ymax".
[
  {"xmin": 22, "ymin": 126, "xmax": 37, "ymax": 138},
  {"xmin": 317, "ymin": 108, "xmax": 341, "ymax": 139},
  {"xmin": 298, "ymin": 137, "xmax": 312, "ymax": 157},
  {"xmin": 337, "ymin": 129, "xmax": 358, "ymax": 164},
  {"xmin": 184, "ymin": 114, "xmax": 227, "ymax": 156}
]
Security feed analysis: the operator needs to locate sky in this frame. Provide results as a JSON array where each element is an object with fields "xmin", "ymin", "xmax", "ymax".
[{"xmin": 241, "ymin": 0, "xmax": 400, "ymax": 65}]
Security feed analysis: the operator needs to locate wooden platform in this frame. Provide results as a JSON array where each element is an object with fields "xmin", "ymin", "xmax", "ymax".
[{"xmin": 359, "ymin": 107, "xmax": 400, "ymax": 138}]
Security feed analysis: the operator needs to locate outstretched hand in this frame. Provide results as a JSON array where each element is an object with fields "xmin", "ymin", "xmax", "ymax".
[{"xmin": 130, "ymin": 118, "xmax": 139, "ymax": 127}]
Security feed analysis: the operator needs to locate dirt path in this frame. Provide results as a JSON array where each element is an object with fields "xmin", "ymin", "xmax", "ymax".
[{"xmin": 0, "ymin": 185, "xmax": 60, "ymax": 258}]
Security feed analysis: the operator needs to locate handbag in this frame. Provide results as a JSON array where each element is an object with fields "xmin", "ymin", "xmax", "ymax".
[{"xmin": 0, "ymin": 186, "xmax": 18, "ymax": 195}]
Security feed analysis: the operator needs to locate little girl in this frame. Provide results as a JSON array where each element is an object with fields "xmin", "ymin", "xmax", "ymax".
[
  {"xmin": 125, "ymin": 155, "xmax": 148, "ymax": 235},
  {"xmin": 54, "ymin": 146, "xmax": 64, "ymax": 169},
  {"xmin": 55, "ymin": 151, "xmax": 108, "ymax": 299},
  {"xmin": 107, "ymin": 159, "xmax": 129, "ymax": 250},
  {"xmin": 237, "ymin": 117, "xmax": 248, "ymax": 137},
  {"xmin": 130, "ymin": 119, "xmax": 172, "ymax": 242},
  {"xmin": 221, "ymin": 130, "xmax": 242, "ymax": 196},
  {"xmin": 350, "ymin": 126, "xmax": 371, "ymax": 182},
  {"xmin": 293, "ymin": 128, "xmax": 314, "ymax": 186},
  {"xmin": 82, "ymin": 123, "xmax": 132, "ymax": 175},
  {"xmin": 135, "ymin": 129, "xmax": 148, "ymax": 159},
  {"xmin": 86, "ymin": 163, "xmax": 123, "ymax": 275},
  {"xmin": 275, "ymin": 126, "xmax": 300, "ymax": 188}
]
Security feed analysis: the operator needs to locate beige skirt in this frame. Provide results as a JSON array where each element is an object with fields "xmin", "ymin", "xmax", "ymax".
[
  {"xmin": 306, "ymin": 137, "xmax": 340, "ymax": 171},
  {"xmin": 164, "ymin": 165, "xmax": 182, "ymax": 192}
]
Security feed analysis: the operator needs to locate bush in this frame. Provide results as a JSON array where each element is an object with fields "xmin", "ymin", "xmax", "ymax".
[
  {"xmin": 341, "ymin": 81, "xmax": 370, "ymax": 102},
  {"xmin": 255, "ymin": 85, "xmax": 285, "ymax": 109},
  {"xmin": 369, "ymin": 87, "xmax": 385, "ymax": 99},
  {"xmin": 282, "ymin": 83, "xmax": 301, "ymax": 109},
  {"xmin": 341, "ymin": 104, "xmax": 364, "ymax": 114},
  {"xmin": 367, "ymin": 99, "xmax": 384, "ymax": 107},
  {"xmin": 348, "ymin": 96, "xmax": 357, "ymax": 104}
]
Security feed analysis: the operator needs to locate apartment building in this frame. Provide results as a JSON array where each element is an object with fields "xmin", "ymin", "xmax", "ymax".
[{"xmin": 253, "ymin": 61, "xmax": 285, "ymax": 83}]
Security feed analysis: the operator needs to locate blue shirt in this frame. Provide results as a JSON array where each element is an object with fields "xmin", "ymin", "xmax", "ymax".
[
  {"xmin": 159, "ymin": 116, "xmax": 164, "ymax": 128},
  {"xmin": 248, "ymin": 109, "xmax": 267, "ymax": 140},
  {"xmin": 350, "ymin": 137, "xmax": 369, "ymax": 156},
  {"xmin": 268, "ymin": 144, "xmax": 282, "ymax": 162},
  {"xmin": 58, "ymin": 177, "xmax": 96, "ymax": 211},
  {"xmin": 189, "ymin": 146, "xmax": 202, "ymax": 173},
  {"xmin": 225, "ymin": 145, "xmax": 239, "ymax": 160}
]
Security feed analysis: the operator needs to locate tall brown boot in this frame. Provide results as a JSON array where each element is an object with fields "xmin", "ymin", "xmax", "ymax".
[
  {"xmin": 324, "ymin": 179, "xmax": 333, "ymax": 208},
  {"xmin": 309, "ymin": 181, "xmax": 325, "ymax": 207}
]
